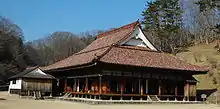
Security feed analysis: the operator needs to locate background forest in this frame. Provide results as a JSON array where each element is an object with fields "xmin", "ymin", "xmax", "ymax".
[{"xmin": 0, "ymin": 0, "xmax": 219, "ymax": 83}]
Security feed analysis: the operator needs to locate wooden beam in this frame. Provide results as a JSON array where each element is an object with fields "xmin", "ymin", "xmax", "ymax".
[{"xmin": 66, "ymin": 74, "xmax": 102, "ymax": 79}]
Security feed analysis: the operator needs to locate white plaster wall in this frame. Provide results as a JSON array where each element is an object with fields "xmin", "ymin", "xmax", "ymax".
[
  {"xmin": 9, "ymin": 79, "xmax": 22, "ymax": 90},
  {"xmin": 124, "ymin": 39, "xmax": 146, "ymax": 47}
]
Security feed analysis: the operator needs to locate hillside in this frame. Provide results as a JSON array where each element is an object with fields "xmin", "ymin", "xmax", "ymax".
[{"xmin": 176, "ymin": 42, "xmax": 220, "ymax": 90}]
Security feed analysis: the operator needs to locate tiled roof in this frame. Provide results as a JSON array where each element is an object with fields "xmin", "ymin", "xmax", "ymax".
[
  {"xmin": 42, "ymin": 46, "xmax": 110, "ymax": 71},
  {"xmin": 42, "ymin": 21, "xmax": 208, "ymax": 73},
  {"xmin": 99, "ymin": 46, "xmax": 208, "ymax": 72},
  {"xmin": 77, "ymin": 21, "xmax": 138, "ymax": 53},
  {"xmin": 41, "ymin": 21, "xmax": 138, "ymax": 71},
  {"xmin": 9, "ymin": 67, "xmax": 55, "ymax": 79}
]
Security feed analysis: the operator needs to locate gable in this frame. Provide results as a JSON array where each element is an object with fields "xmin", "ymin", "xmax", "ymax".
[
  {"xmin": 29, "ymin": 68, "xmax": 47, "ymax": 75},
  {"xmin": 120, "ymin": 27, "xmax": 158, "ymax": 51}
]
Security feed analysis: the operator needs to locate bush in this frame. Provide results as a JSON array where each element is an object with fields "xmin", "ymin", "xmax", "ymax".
[
  {"xmin": 207, "ymin": 57, "xmax": 218, "ymax": 68},
  {"xmin": 213, "ymin": 77, "xmax": 218, "ymax": 84},
  {"xmin": 208, "ymin": 70, "xmax": 214, "ymax": 77}
]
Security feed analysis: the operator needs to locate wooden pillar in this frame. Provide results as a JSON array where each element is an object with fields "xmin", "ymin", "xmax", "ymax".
[
  {"xmin": 175, "ymin": 84, "xmax": 178, "ymax": 96},
  {"xmin": 85, "ymin": 77, "xmax": 88, "ymax": 92},
  {"xmin": 140, "ymin": 79, "xmax": 143, "ymax": 95},
  {"xmin": 120, "ymin": 77, "xmax": 124, "ymax": 94},
  {"xmin": 175, "ymin": 84, "xmax": 178, "ymax": 101},
  {"xmin": 73, "ymin": 79, "xmax": 77, "ymax": 92},
  {"xmin": 184, "ymin": 82, "xmax": 190, "ymax": 101},
  {"xmin": 99, "ymin": 76, "xmax": 102, "ymax": 99},
  {"xmin": 64, "ymin": 79, "xmax": 67, "ymax": 92},
  {"xmin": 158, "ymin": 80, "xmax": 161, "ymax": 96},
  {"xmin": 99, "ymin": 76, "xmax": 102, "ymax": 94},
  {"xmin": 120, "ymin": 76, "xmax": 124, "ymax": 100},
  {"xmin": 187, "ymin": 83, "xmax": 190, "ymax": 101},
  {"xmin": 77, "ymin": 79, "xmax": 80, "ymax": 92},
  {"xmin": 146, "ymin": 79, "xmax": 148, "ymax": 94},
  {"xmin": 132, "ymin": 83, "xmax": 134, "ymax": 93}
]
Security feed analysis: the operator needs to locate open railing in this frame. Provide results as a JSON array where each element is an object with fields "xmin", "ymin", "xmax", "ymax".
[{"xmin": 61, "ymin": 91, "xmax": 189, "ymax": 101}]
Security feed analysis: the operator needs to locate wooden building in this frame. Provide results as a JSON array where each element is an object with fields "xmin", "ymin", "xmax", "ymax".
[
  {"xmin": 42, "ymin": 21, "xmax": 208, "ymax": 101},
  {"xmin": 8, "ymin": 67, "xmax": 55, "ymax": 96}
]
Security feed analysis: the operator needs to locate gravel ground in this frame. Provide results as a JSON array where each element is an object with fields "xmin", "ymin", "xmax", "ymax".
[{"xmin": 0, "ymin": 91, "xmax": 220, "ymax": 109}]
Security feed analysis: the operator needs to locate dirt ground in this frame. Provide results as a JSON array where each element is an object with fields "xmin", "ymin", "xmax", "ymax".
[{"xmin": 0, "ymin": 92, "xmax": 220, "ymax": 109}]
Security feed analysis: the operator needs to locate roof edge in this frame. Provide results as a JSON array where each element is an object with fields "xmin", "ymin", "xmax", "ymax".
[
  {"xmin": 96, "ymin": 20, "xmax": 139, "ymax": 39},
  {"xmin": 98, "ymin": 61, "xmax": 208, "ymax": 74}
]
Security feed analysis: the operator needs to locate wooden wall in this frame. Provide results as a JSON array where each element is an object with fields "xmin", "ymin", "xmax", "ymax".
[{"xmin": 22, "ymin": 78, "xmax": 52, "ymax": 93}]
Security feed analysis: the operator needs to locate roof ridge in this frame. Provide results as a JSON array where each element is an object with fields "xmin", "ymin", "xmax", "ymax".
[
  {"xmin": 75, "ymin": 46, "xmax": 111, "ymax": 55},
  {"xmin": 92, "ymin": 45, "xmax": 114, "ymax": 62},
  {"xmin": 96, "ymin": 21, "xmax": 139, "ymax": 39}
]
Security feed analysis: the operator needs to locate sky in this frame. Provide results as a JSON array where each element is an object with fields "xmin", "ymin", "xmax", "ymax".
[{"xmin": 0, "ymin": 0, "xmax": 151, "ymax": 41}]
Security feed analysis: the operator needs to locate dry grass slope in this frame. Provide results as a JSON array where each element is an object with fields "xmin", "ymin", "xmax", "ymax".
[
  {"xmin": 177, "ymin": 42, "xmax": 220, "ymax": 90},
  {"xmin": 176, "ymin": 42, "xmax": 220, "ymax": 103}
]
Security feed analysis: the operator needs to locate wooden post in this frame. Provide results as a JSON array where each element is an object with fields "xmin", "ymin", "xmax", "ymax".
[
  {"xmin": 184, "ymin": 82, "xmax": 190, "ymax": 101},
  {"xmin": 175, "ymin": 85, "xmax": 178, "ymax": 96},
  {"xmin": 73, "ymin": 79, "xmax": 77, "ymax": 92},
  {"xmin": 140, "ymin": 79, "xmax": 143, "ymax": 95},
  {"xmin": 132, "ymin": 83, "xmax": 134, "ymax": 93},
  {"xmin": 120, "ymin": 76, "xmax": 124, "ymax": 100},
  {"xmin": 175, "ymin": 84, "xmax": 178, "ymax": 101},
  {"xmin": 77, "ymin": 79, "xmax": 80, "ymax": 92},
  {"xmin": 85, "ymin": 77, "xmax": 88, "ymax": 92},
  {"xmin": 139, "ymin": 79, "xmax": 141, "ymax": 93},
  {"xmin": 64, "ymin": 79, "xmax": 67, "ymax": 92},
  {"xmin": 120, "ymin": 78, "xmax": 124, "ymax": 94},
  {"xmin": 146, "ymin": 79, "xmax": 148, "ymax": 94},
  {"xmin": 158, "ymin": 80, "xmax": 161, "ymax": 96},
  {"xmin": 187, "ymin": 83, "xmax": 190, "ymax": 101},
  {"xmin": 99, "ymin": 76, "xmax": 102, "ymax": 99}
]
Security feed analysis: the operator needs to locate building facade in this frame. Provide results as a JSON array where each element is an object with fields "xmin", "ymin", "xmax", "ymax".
[
  {"xmin": 42, "ymin": 21, "xmax": 208, "ymax": 101},
  {"xmin": 8, "ymin": 67, "xmax": 55, "ymax": 96}
]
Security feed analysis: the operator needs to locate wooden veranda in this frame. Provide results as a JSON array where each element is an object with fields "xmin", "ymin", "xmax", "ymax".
[{"xmin": 52, "ymin": 63, "xmax": 198, "ymax": 101}]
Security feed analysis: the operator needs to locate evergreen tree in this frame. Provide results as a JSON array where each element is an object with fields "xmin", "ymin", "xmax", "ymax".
[{"xmin": 142, "ymin": 0, "xmax": 182, "ymax": 54}]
